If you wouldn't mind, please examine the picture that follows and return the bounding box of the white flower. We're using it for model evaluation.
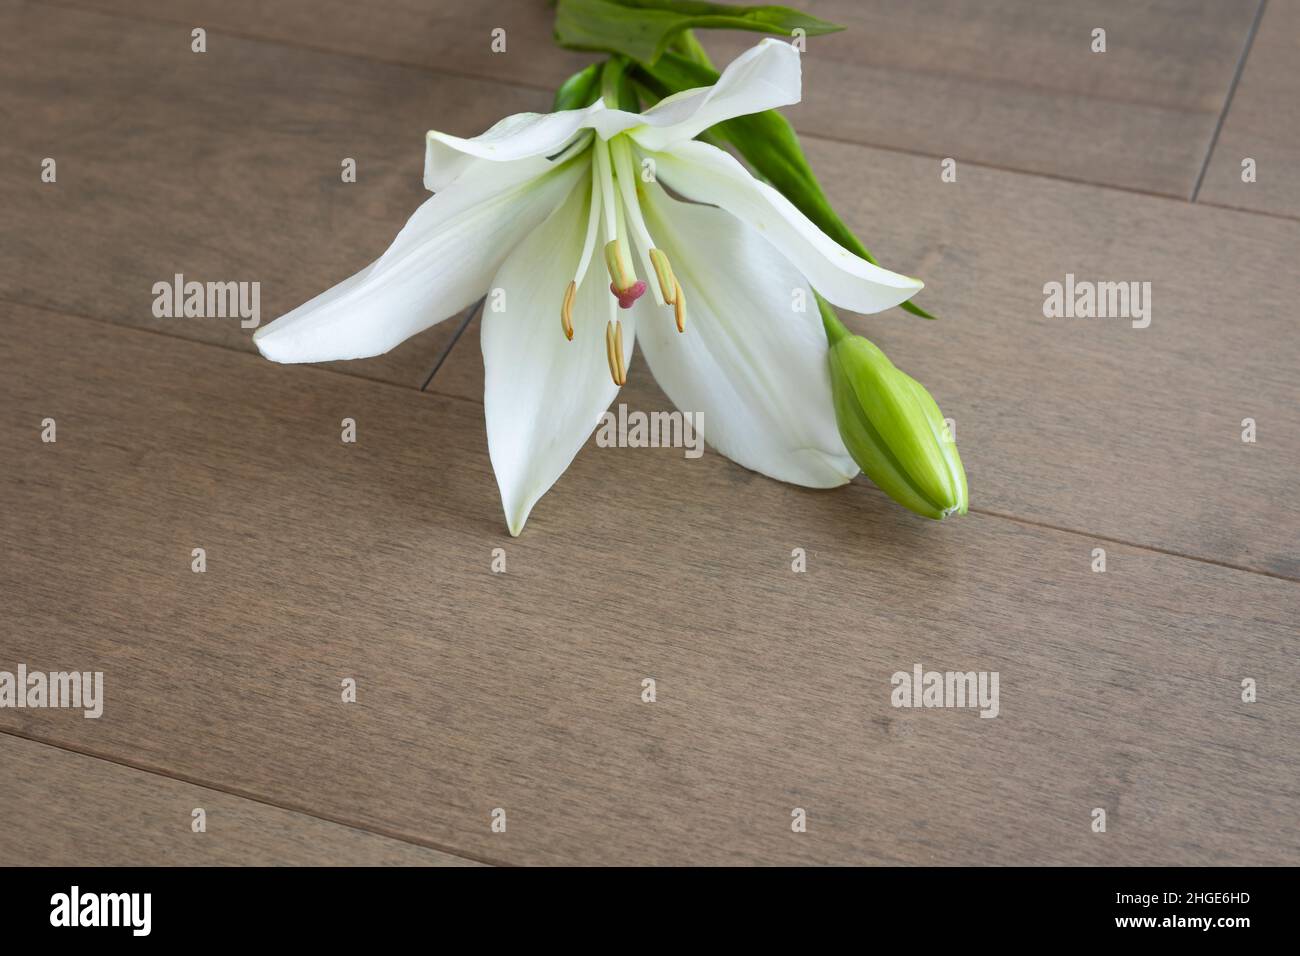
[254,39,922,535]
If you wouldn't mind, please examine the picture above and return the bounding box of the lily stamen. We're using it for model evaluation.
[649,249,677,304]
[605,319,626,385]
[615,320,625,383]
[672,278,686,333]
[560,169,605,342]
[560,280,577,340]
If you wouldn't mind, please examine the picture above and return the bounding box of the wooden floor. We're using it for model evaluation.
[1,0,1296,866]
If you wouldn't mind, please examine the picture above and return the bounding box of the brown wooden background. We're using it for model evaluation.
[1,0,1296,866]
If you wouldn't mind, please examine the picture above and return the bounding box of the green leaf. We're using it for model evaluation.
[899,298,935,321]
[554,0,842,65]
[634,51,935,319]
[551,62,604,111]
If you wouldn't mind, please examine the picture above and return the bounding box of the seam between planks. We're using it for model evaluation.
[27,0,564,93]
[969,508,1300,585]
[791,133,1202,204]
[1193,198,1300,224]
[27,0,1266,208]
[0,728,507,867]
[0,296,482,404]
[9,295,1299,585]
[1190,0,1267,202]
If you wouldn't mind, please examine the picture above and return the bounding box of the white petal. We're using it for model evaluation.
[425,39,800,189]
[650,140,923,314]
[639,183,857,487]
[255,157,587,364]
[630,38,802,152]
[426,105,641,192]
[483,184,635,536]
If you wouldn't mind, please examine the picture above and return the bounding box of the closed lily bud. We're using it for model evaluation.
[824,313,968,520]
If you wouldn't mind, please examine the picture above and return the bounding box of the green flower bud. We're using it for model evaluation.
[823,306,967,520]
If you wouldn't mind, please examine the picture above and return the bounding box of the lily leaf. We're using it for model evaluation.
[551,62,605,110]
[634,51,935,319]
[554,0,842,65]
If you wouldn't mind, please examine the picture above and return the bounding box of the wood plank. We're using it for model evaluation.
[39,0,593,91]
[431,137,1300,578]
[708,0,1259,198]
[1199,0,1300,217]
[0,0,548,387]
[0,733,479,865]
[3,305,1296,865]
[47,0,1260,196]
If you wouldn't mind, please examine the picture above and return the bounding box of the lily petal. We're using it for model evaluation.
[425,39,801,190]
[255,156,587,364]
[425,110,615,192]
[630,38,802,151]
[483,184,635,536]
[639,183,858,488]
[650,140,923,314]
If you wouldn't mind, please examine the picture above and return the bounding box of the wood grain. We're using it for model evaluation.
[43,0,1258,196]
[431,137,1300,578]
[3,305,1296,865]
[39,0,593,90]
[1199,0,1300,217]
[708,0,1259,198]
[0,0,548,387]
[0,733,480,868]
[0,733,479,865]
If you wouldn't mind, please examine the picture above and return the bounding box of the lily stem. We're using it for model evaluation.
[817,291,850,346]
[600,55,639,112]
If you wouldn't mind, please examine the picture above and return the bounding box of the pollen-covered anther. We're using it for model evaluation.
[560,280,576,341]
[648,249,677,304]
[605,320,627,386]
[672,279,686,333]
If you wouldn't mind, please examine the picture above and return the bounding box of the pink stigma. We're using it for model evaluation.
[611,280,647,309]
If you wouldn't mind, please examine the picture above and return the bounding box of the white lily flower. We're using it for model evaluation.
[254,39,923,535]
